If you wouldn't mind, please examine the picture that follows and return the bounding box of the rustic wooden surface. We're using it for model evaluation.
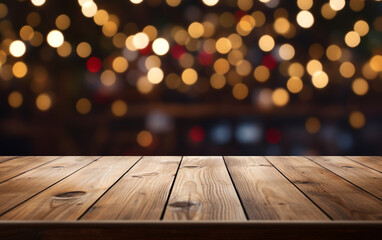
[0,156,381,239]
[0,156,381,221]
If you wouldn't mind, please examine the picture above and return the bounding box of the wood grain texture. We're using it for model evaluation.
[225,156,328,220]
[307,156,382,199]
[267,156,382,220]
[163,156,246,221]
[346,156,382,173]
[1,156,141,220]
[0,156,60,183]
[81,156,181,220]
[0,156,18,163]
[0,156,98,216]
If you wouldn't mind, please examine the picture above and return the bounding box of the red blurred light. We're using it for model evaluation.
[265,128,282,144]
[262,54,277,70]
[198,51,213,66]
[139,42,152,55]
[234,10,247,22]
[171,44,186,59]
[86,57,102,73]
[189,126,205,143]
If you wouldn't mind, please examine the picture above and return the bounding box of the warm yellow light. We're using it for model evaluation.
[210,73,226,89]
[272,88,289,107]
[273,17,290,34]
[306,59,322,76]
[130,0,143,4]
[112,57,128,73]
[279,44,295,60]
[254,65,270,82]
[76,42,92,58]
[296,10,314,28]
[232,83,249,100]
[305,117,321,134]
[214,58,230,74]
[216,37,232,54]
[288,62,305,77]
[352,78,369,96]
[36,93,52,111]
[94,10,109,26]
[76,98,91,114]
[143,25,158,41]
[339,62,355,78]
[137,76,154,94]
[9,40,26,57]
[102,21,118,37]
[370,55,382,72]
[235,60,252,76]
[82,1,98,18]
[181,68,198,85]
[12,61,28,78]
[326,44,342,61]
[55,14,71,30]
[47,30,64,48]
[297,0,313,10]
[321,3,337,19]
[349,111,365,129]
[152,38,169,56]
[20,25,34,41]
[31,0,46,7]
[100,70,116,86]
[287,77,303,93]
[202,0,219,6]
[258,35,275,52]
[329,0,345,11]
[188,22,204,39]
[312,70,329,89]
[166,0,182,7]
[145,55,161,70]
[344,31,361,48]
[147,67,164,84]
[137,130,153,147]
[111,100,128,117]
[133,32,149,50]
[57,41,72,57]
[8,91,23,108]
[354,20,369,36]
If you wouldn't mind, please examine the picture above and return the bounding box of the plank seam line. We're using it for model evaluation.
[222,156,249,220]
[159,156,183,220]
[264,156,333,220]
[0,156,20,164]
[77,156,144,220]
[305,156,382,202]
[344,156,381,174]
[0,156,101,217]
[0,156,63,184]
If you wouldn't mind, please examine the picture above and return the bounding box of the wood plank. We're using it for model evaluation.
[267,156,382,220]
[163,156,246,221]
[0,156,99,216]
[0,156,60,183]
[346,156,382,173]
[307,156,382,200]
[225,156,328,220]
[0,156,18,163]
[81,156,181,220]
[1,156,141,220]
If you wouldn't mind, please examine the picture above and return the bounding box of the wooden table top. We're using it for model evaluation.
[0,156,381,239]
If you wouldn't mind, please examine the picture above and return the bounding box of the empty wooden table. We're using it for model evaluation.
[0,156,381,239]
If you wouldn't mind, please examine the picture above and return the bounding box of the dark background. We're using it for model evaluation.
[0,0,381,155]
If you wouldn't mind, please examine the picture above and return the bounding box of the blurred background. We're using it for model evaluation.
[0,0,381,156]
